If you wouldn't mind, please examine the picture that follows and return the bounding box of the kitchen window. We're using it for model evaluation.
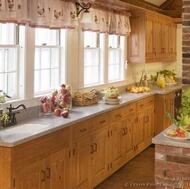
[34,29,66,95]
[82,31,125,88]
[0,23,21,99]
[108,35,125,82]
[83,31,103,86]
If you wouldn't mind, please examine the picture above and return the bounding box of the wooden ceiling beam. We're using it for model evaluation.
[119,0,181,18]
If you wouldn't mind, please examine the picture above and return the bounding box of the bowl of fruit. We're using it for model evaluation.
[103,86,121,104]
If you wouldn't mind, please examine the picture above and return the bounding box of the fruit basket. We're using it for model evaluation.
[73,89,99,106]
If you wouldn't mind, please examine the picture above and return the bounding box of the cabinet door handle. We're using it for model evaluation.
[129,108,133,112]
[80,128,87,132]
[46,167,51,179]
[125,127,128,134]
[93,143,97,152]
[90,145,94,154]
[121,128,125,135]
[41,170,45,182]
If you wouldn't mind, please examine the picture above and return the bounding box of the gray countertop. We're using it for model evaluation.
[152,124,190,149]
[0,83,182,147]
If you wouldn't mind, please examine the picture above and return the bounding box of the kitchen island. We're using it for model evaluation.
[152,126,190,189]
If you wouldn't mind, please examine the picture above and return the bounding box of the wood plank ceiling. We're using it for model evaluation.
[120,0,182,18]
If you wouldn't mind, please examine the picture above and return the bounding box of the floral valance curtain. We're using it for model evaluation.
[0,0,77,29]
[82,7,131,36]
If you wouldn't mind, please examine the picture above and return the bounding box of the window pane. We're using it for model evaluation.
[84,48,100,86]
[108,35,119,48]
[108,48,120,81]
[35,28,57,45]
[0,47,18,98]
[34,28,63,95]
[84,31,98,47]
[0,23,15,45]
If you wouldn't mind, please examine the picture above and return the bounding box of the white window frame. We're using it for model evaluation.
[34,29,66,96]
[79,31,127,90]
[0,23,22,100]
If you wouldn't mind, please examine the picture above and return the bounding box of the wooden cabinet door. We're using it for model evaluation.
[122,116,133,162]
[109,121,123,173]
[146,15,156,62]
[91,128,108,188]
[144,106,154,146]
[72,137,91,189]
[169,23,177,60]
[48,147,71,189]
[13,158,46,189]
[154,18,162,61]
[161,19,170,59]
[133,112,144,155]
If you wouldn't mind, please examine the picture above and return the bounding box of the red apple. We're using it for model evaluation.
[42,102,50,113]
[60,83,66,88]
[59,88,67,95]
[54,108,61,116]
[64,96,71,105]
[40,96,47,103]
[61,110,69,118]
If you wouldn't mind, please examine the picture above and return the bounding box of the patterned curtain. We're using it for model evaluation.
[0,0,131,33]
[81,7,131,36]
[0,0,77,29]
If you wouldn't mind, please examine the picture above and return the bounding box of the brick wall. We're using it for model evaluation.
[183,0,190,89]
[155,145,190,189]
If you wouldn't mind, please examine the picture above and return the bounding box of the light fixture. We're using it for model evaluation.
[75,2,91,17]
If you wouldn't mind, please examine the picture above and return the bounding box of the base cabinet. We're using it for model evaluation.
[0,95,156,189]
[13,147,70,189]
[155,92,174,135]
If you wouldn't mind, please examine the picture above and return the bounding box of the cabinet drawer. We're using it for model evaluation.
[137,96,155,111]
[72,120,92,140]
[91,113,110,131]
[110,108,123,122]
[12,127,70,166]
[122,102,137,116]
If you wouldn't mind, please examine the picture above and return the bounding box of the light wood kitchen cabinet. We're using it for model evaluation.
[134,96,155,155]
[91,128,108,188]
[13,147,70,189]
[155,92,174,135]
[128,10,177,63]
[108,103,136,175]
[169,23,177,60]
[12,127,71,189]
[71,113,109,189]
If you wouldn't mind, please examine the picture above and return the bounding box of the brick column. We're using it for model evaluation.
[183,0,190,89]
[155,145,190,189]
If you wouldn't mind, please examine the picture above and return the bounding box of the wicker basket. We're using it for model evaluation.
[73,89,99,106]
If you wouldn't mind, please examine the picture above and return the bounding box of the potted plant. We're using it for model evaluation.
[0,92,10,128]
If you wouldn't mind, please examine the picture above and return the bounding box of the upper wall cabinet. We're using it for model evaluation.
[128,11,177,63]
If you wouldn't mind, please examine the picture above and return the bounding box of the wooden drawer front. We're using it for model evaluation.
[50,127,70,152]
[110,108,123,122]
[137,96,155,111]
[13,134,53,166]
[13,128,70,167]
[72,120,91,140]
[122,102,137,116]
[146,95,155,107]
[91,113,110,131]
